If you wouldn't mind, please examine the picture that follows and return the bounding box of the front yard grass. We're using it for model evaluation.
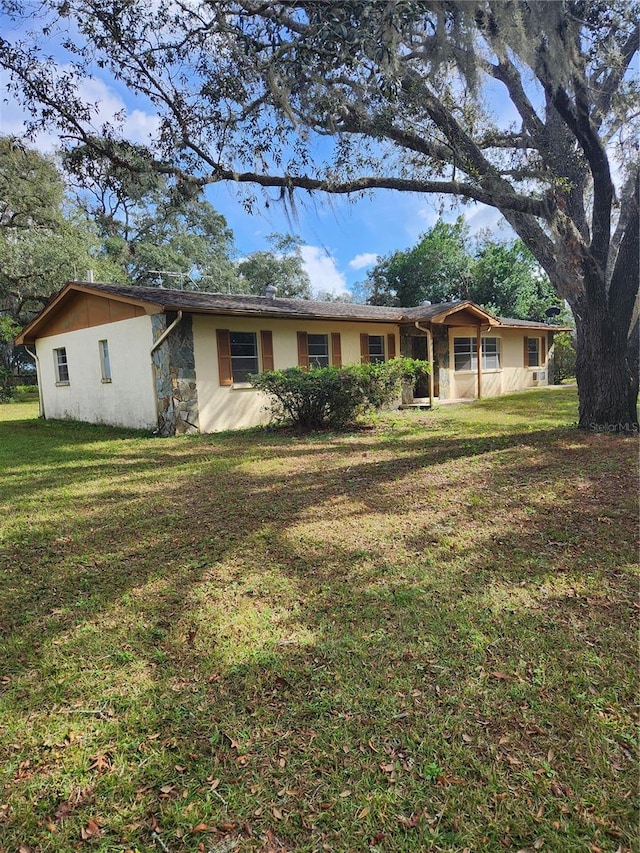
[0,388,637,852]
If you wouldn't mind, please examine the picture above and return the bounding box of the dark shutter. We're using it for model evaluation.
[260,330,274,372]
[331,333,342,367]
[216,329,233,386]
[360,333,370,364]
[387,333,396,360]
[297,331,309,369]
[523,336,529,367]
[541,336,546,365]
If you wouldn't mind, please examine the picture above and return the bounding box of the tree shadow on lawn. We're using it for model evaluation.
[0,420,583,636]
[2,543,637,850]
[1,421,635,668]
[0,421,637,851]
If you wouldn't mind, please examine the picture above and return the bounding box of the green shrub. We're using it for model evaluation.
[553,332,576,383]
[251,358,430,430]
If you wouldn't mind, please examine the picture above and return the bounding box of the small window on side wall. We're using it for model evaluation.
[526,337,540,367]
[54,347,69,383]
[99,340,112,382]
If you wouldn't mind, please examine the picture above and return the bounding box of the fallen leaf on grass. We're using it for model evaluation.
[397,812,421,828]
[356,806,370,820]
[339,790,351,798]
[89,753,111,773]
[80,818,101,840]
[189,822,209,833]
[491,671,511,680]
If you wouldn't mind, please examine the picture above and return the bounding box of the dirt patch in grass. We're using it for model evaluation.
[0,389,637,852]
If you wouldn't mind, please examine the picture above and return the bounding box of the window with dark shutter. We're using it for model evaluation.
[331,333,342,367]
[360,333,370,364]
[216,329,233,386]
[527,336,540,367]
[387,333,396,359]
[260,330,274,371]
[297,332,309,369]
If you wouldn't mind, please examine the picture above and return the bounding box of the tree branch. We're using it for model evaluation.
[592,27,640,128]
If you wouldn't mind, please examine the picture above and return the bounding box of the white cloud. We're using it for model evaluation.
[348,252,378,270]
[75,76,160,143]
[300,245,349,296]
[0,69,160,153]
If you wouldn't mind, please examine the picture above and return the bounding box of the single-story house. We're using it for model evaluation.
[15,281,568,434]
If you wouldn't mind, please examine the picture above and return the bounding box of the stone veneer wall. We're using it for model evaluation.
[151,313,200,435]
[432,326,450,400]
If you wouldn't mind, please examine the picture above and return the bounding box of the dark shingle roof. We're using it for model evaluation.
[83,282,406,322]
[17,282,570,345]
[496,315,569,329]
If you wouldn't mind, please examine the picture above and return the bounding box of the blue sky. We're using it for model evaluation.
[0,12,513,298]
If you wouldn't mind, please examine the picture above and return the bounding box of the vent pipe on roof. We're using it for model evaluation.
[264,284,278,300]
[421,300,431,306]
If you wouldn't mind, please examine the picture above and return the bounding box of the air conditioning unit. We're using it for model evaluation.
[532,370,546,384]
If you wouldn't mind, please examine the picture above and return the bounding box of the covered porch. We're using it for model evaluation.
[401,301,500,406]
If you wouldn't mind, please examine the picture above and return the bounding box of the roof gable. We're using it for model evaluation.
[16,282,160,345]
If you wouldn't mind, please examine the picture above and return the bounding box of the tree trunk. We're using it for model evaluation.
[574,296,639,434]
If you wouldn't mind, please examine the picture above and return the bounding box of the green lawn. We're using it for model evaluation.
[0,389,637,853]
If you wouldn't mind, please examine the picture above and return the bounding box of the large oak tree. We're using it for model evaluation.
[2,1,638,429]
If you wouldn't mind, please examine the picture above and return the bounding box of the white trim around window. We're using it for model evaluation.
[99,339,112,382]
[453,336,501,371]
[54,347,70,384]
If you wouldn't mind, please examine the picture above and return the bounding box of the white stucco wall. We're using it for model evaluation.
[193,315,400,432]
[36,314,158,429]
[445,326,549,400]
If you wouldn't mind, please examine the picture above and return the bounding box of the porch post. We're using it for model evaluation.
[426,328,434,408]
[476,324,482,399]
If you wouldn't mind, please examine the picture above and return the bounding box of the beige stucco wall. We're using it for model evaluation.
[36,314,158,429]
[193,315,400,432]
[444,326,549,400]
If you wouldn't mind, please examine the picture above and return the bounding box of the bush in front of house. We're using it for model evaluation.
[251,358,430,430]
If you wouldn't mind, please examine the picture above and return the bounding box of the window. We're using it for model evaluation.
[368,335,385,363]
[54,347,69,383]
[216,329,273,386]
[297,332,342,368]
[230,331,258,383]
[482,337,500,370]
[360,333,396,364]
[454,337,500,371]
[99,340,111,382]
[454,337,476,371]
[308,334,329,368]
[526,336,541,367]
